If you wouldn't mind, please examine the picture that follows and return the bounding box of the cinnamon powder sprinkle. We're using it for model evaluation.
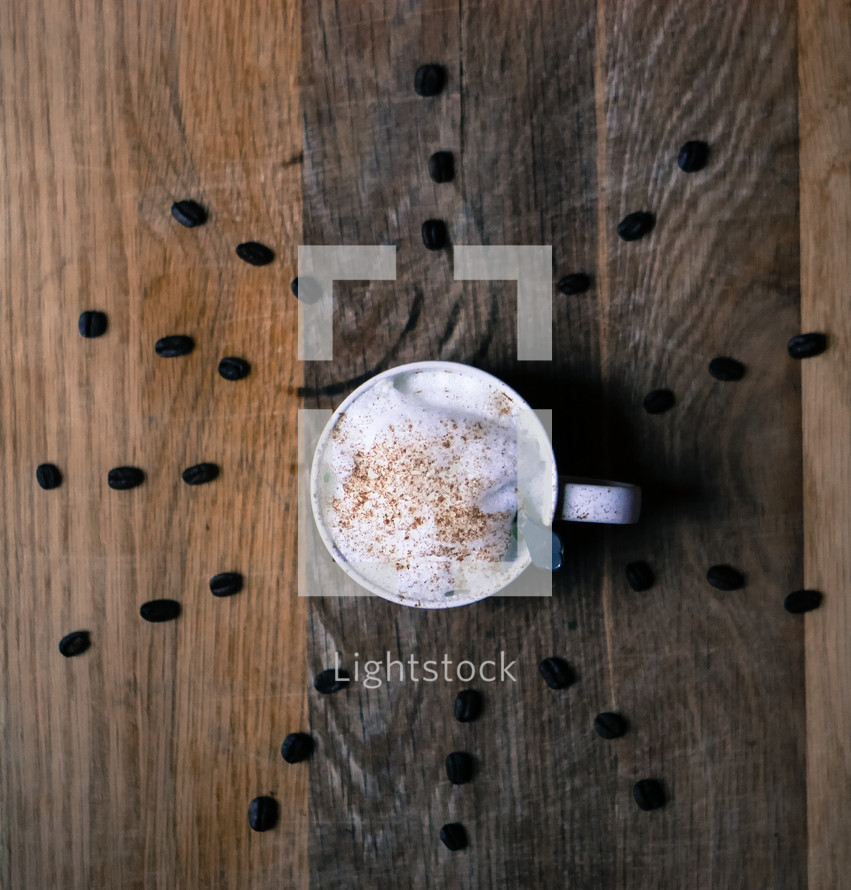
[330,417,515,592]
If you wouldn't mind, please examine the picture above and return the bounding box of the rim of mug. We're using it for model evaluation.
[309,361,559,608]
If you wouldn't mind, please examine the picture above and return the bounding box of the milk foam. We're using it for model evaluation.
[315,368,540,603]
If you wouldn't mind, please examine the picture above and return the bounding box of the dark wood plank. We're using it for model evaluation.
[0,1,306,887]
[594,1,805,887]
[300,1,612,887]
[799,1,851,886]
[302,1,806,890]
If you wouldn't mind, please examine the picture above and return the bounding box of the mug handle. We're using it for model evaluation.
[556,477,641,524]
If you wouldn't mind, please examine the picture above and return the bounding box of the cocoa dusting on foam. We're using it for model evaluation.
[323,371,522,600]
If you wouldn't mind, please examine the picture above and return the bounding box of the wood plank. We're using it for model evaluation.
[302,0,806,888]
[596,1,805,887]
[798,1,851,887]
[0,1,306,887]
[301,1,606,886]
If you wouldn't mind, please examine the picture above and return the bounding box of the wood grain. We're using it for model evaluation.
[799,2,851,888]
[595,1,805,886]
[0,1,306,888]
[3,0,844,886]
[302,1,805,889]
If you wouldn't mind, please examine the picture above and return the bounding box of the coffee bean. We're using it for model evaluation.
[625,561,654,591]
[439,823,468,851]
[556,273,591,296]
[78,310,107,338]
[677,140,710,173]
[706,564,745,591]
[139,599,181,622]
[290,276,322,304]
[107,466,145,490]
[171,200,207,228]
[236,242,274,266]
[414,64,446,97]
[539,656,573,690]
[248,796,278,832]
[281,732,314,763]
[643,389,675,414]
[182,463,219,485]
[617,211,655,241]
[422,219,447,251]
[633,778,666,811]
[445,751,474,785]
[708,357,746,381]
[36,463,62,490]
[787,332,827,359]
[428,151,454,183]
[784,589,823,614]
[58,630,90,658]
[313,668,349,694]
[594,712,628,740]
[155,335,194,357]
[209,572,243,597]
[454,689,483,722]
[217,356,250,381]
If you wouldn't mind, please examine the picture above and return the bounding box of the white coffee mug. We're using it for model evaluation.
[310,361,640,608]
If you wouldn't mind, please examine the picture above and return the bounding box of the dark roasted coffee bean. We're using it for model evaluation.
[209,572,243,597]
[706,564,745,591]
[428,151,454,183]
[677,140,710,173]
[594,712,628,740]
[314,667,349,694]
[556,273,591,296]
[539,656,573,690]
[78,310,107,338]
[171,200,207,228]
[281,733,314,763]
[58,630,91,658]
[414,64,445,97]
[787,332,827,359]
[182,463,219,485]
[217,356,250,381]
[439,823,468,851]
[617,211,655,242]
[643,389,675,414]
[107,466,145,490]
[290,275,322,304]
[454,689,482,723]
[36,463,62,490]
[625,561,654,591]
[139,599,181,622]
[633,778,666,811]
[445,751,474,785]
[236,241,274,266]
[708,356,745,381]
[248,796,278,832]
[155,335,194,357]
[422,219,447,251]
[784,589,823,614]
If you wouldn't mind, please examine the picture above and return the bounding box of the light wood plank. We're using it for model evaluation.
[799,1,851,887]
[0,1,306,887]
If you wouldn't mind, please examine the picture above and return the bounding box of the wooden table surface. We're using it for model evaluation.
[1,1,847,888]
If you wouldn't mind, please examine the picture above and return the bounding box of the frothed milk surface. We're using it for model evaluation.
[313,368,544,604]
